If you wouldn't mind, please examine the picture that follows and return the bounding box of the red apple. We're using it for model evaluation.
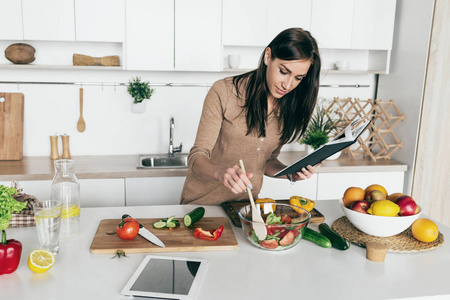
[396,195,419,216]
[365,190,386,203]
[350,200,370,214]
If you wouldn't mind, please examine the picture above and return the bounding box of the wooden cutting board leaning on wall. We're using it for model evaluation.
[0,93,24,160]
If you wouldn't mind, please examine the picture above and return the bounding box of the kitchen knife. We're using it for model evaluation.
[122,214,166,248]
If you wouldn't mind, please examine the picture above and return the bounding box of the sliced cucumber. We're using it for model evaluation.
[183,207,205,227]
[302,227,332,248]
[153,221,167,229]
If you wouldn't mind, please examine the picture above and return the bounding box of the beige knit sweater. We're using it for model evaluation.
[180,77,283,205]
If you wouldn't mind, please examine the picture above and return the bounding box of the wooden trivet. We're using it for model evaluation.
[331,216,444,253]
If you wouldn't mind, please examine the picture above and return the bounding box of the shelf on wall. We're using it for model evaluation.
[0,63,123,70]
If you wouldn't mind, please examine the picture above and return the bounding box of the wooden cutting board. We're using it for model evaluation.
[0,93,24,160]
[90,217,238,254]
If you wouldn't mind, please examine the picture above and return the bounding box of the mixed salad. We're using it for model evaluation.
[248,212,307,250]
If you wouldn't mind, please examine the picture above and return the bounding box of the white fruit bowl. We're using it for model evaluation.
[339,199,422,237]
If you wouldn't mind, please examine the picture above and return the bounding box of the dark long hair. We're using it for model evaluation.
[233,28,321,144]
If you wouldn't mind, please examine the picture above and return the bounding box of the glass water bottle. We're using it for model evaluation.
[51,159,81,239]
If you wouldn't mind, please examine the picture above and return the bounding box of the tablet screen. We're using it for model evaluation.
[121,255,208,299]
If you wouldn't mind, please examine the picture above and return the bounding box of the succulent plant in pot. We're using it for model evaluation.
[299,100,340,152]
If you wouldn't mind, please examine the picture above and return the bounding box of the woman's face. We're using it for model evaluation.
[264,48,312,101]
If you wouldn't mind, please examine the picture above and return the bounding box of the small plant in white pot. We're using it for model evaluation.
[127,77,154,113]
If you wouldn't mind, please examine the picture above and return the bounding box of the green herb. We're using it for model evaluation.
[111,250,129,259]
[265,212,281,225]
[0,185,26,231]
[127,77,154,104]
[0,185,26,244]
[266,234,280,241]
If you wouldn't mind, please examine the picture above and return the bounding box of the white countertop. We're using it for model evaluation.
[2,200,448,300]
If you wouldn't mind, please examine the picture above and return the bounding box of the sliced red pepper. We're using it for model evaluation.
[193,225,224,241]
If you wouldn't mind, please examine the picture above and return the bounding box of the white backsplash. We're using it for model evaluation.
[0,68,375,157]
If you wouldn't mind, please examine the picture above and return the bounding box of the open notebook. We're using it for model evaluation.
[274,118,371,177]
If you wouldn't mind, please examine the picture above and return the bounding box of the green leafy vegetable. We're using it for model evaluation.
[0,185,27,231]
[265,212,281,225]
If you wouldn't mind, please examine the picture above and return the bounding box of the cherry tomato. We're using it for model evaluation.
[116,217,139,240]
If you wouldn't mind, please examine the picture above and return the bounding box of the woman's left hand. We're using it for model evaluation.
[289,162,323,182]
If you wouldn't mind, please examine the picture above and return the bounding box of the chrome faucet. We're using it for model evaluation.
[168,117,182,156]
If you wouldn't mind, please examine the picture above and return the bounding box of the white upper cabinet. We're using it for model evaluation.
[125,0,174,71]
[0,0,23,40]
[266,0,312,43]
[22,0,75,41]
[311,0,396,50]
[175,0,222,71]
[351,0,397,50]
[223,0,312,47]
[75,0,125,42]
[222,0,268,46]
[311,0,354,49]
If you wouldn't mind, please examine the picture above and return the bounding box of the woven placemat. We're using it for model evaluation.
[331,216,444,253]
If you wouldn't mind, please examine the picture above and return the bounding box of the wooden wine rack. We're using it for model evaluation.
[325,97,405,161]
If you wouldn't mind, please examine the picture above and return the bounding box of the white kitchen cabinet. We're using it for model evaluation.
[78,179,125,207]
[351,0,397,50]
[310,0,354,49]
[75,0,125,42]
[259,175,317,200]
[0,0,23,40]
[1,179,125,208]
[266,0,312,43]
[316,172,405,200]
[22,0,75,41]
[174,0,222,71]
[125,177,186,206]
[125,0,174,70]
[222,0,268,46]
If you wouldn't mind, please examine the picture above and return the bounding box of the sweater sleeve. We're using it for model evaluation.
[188,80,228,171]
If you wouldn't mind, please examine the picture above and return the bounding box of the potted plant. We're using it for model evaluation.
[299,101,341,158]
[127,77,154,113]
[0,185,26,275]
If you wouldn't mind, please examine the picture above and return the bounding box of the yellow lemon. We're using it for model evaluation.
[28,249,55,273]
[62,204,80,219]
[367,200,400,217]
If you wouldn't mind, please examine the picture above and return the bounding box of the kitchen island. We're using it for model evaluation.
[2,200,449,300]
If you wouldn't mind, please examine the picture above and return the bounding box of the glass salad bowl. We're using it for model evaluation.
[238,202,311,251]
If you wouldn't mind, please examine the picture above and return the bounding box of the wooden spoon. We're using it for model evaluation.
[77,87,86,132]
[239,159,267,240]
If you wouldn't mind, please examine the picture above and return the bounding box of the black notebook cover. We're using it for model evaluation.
[274,120,370,177]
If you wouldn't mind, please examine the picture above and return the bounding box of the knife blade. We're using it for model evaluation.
[122,214,166,248]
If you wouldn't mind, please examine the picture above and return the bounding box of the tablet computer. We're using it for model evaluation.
[121,255,208,299]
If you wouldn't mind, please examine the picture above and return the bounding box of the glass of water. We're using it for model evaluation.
[33,200,63,254]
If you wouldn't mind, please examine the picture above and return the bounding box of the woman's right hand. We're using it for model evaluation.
[217,165,253,194]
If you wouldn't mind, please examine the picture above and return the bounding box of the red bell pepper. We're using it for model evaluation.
[0,230,22,275]
[193,225,224,241]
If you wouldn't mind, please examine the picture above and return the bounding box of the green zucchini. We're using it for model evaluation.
[302,227,332,248]
[318,223,350,250]
[183,207,205,227]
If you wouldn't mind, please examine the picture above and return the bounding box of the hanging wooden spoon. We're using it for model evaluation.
[77,87,86,132]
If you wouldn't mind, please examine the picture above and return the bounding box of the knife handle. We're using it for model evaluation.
[122,214,143,228]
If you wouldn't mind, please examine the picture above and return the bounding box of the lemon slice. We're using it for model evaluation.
[28,249,56,273]
[62,204,80,219]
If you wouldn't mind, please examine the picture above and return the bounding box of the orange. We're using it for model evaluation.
[387,193,405,202]
[343,187,365,207]
[411,218,439,243]
[365,184,388,197]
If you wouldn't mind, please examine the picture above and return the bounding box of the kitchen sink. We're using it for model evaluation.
[137,154,189,169]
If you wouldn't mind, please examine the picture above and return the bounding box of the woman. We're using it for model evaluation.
[181,28,321,205]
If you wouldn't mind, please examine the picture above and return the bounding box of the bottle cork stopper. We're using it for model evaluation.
[366,241,387,262]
